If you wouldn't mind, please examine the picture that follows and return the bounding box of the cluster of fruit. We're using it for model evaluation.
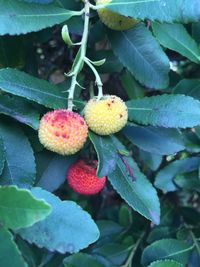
[38,0,136,196]
[38,95,128,195]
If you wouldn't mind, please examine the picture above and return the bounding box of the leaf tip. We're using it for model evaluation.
[149,210,160,225]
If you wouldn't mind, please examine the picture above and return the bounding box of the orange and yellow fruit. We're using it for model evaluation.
[38,109,88,155]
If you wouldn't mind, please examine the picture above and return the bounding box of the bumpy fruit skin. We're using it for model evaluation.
[96,0,138,31]
[67,160,106,195]
[38,109,88,155]
[84,95,128,135]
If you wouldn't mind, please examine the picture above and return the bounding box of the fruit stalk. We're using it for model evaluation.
[84,57,103,100]
[68,0,90,110]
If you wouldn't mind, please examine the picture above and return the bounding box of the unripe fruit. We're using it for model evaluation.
[84,95,128,135]
[96,0,138,31]
[38,109,88,155]
[67,160,106,195]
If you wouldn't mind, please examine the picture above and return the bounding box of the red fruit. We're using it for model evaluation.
[67,160,106,195]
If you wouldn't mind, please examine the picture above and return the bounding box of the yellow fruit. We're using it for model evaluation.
[84,95,128,135]
[38,109,88,155]
[96,0,138,31]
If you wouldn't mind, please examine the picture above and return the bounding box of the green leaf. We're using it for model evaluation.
[62,24,74,46]
[123,125,185,155]
[63,253,104,267]
[152,23,200,64]
[174,172,200,193]
[0,95,39,129]
[192,22,200,43]
[183,130,200,153]
[154,157,200,193]
[0,121,36,188]
[23,0,54,3]
[139,150,162,171]
[57,0,80,10]
[17,188,100,253]
[0,68,67,109]
[118,204,132,227]
[89,131,118,177]
[16,238,40,267]
[141,238,193,266]
[108,24,169,89]
[0,226,28,267]
[127,94,200,128]
[121,70,145,99]
[93,243,132,266]
[147,259,184,267]
[0,186,51,230]
[0,137,5,176]
[173,79,200,100]
[108,136,160,224]
[37,155,76,192]
[89,50,123,73]
[67,48,83,76]
[89,58,106,67]
[104,0,200,23]
[97,220,124,239]
[0,0,75,35]
[147,226,177,243]
[159,202,175,226]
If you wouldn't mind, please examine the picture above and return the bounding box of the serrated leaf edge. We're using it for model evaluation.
[148,259,184,267]
[127,94,200,129]
[0,137,5,175]
[88,132,117,177]
[2,227,28,267]
[108,157,160,225]
[0,68,67,109]
[0,185,52,230]
[18,188,100,253]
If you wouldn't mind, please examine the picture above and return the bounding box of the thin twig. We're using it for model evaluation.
[121,231,145,267]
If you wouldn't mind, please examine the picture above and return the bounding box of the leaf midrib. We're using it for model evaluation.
[122,31,161,79]
[0,102,38,128]
[0,137,15,185]
[0,138,5,175]
[116,160,153,219]
[127,126,184,148]
[158,244,194,259]
[127,107,200,115]
[0,80,66,101]
[105,0,160,7]
[0,11,73,19]
[157,25,200,61]
[0,205,49,212]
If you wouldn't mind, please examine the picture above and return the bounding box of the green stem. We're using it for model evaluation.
[84,57,103,100]
[190,230,200,257]
[72,9,85,16]
[121,231,145,267]
[67,0,90,110]
[89,81,94,98]
[89,3,106,10]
